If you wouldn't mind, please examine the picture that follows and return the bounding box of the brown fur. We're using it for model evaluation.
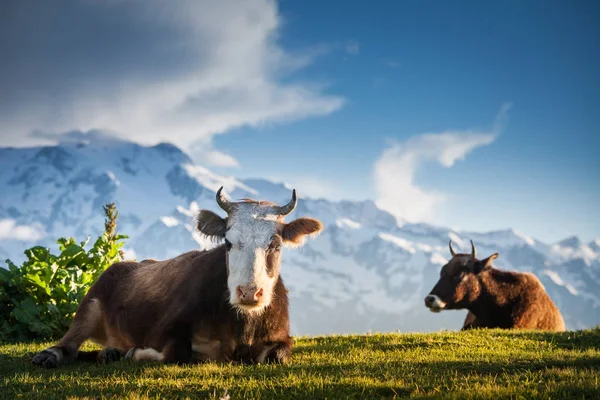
[239,198,278,206]
[461,311,480,330]
[139,258,159,265]
[196,210,228,238]
[427,251,566,331]
[32,246,292,367]
[282,218,323,245]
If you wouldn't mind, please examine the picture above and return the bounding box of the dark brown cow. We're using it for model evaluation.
[32,188,323,368]
[424,240,566,331]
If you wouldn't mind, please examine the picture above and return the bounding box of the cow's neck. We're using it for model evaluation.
[469,269,524,325]
[234,310,258,345]
[231,276,285,345]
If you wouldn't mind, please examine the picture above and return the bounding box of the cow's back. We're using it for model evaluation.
[89,250,206,307]
[88,249,220,347]
[473,270,566,331]
[513,273,566,331]
[530,274,566,331]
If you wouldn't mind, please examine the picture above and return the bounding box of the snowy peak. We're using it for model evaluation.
[461,228,538,250]
[240,178,294,203]
[550,235,598,265]
[183,164,255,197]
[589,239,600,252]
[557,236,582,248]
[151,142,192,165]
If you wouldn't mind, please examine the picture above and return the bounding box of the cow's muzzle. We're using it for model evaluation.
[424,294,446,312]
[236,285,264,306]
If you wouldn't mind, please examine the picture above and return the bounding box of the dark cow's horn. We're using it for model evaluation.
[216,186,233,213]
[275,189,297,216]
[470,240,477,259]
[449,240,457,257]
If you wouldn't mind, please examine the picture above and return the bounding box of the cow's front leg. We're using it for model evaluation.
[125,347,164,362]
[126,328,192,364]
[124,342,192,364]
[74,347,125,364]
[163,334,193,364]
[234,344,254,364]
[461,311,485,330]
[256,339,292,364]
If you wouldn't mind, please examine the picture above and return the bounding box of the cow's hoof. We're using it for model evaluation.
[264,345,291,364]
[234,344,254,364]
[124,347,143,360]
[32,348,61,368]
[99,347,124,364]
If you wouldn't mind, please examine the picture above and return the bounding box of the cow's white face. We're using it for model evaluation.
[225,204,283,313]
[196,188,323,314]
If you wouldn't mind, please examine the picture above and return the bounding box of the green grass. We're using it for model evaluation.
[2,328,600,399]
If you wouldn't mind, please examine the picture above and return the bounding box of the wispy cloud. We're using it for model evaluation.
[382,59,401,68]
[0,0,344,167]
[193,147,241,168]
[345,41,360,56]
[0,220,45,241]
[374,103,512,223]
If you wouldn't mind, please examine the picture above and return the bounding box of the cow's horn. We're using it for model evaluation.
[470,240,477,259]
[449,240,457,257]
[216,187,233,213]
[276,189,297,216]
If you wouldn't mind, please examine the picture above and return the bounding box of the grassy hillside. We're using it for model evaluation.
[1,328,599,399]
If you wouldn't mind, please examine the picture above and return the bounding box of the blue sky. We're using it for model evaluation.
[215,0,600,242]
[0,0,598,242]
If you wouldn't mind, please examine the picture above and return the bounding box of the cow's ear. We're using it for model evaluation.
[196,210,227,239]
[282,218,323,247]
[472,253,498,274]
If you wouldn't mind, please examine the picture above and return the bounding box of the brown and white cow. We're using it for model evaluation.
[32,188,323,368]
[424,240,566,331]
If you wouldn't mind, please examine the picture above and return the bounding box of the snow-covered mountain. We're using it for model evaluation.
[1,131,598,334]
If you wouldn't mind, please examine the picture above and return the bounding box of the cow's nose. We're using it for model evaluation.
[236,285,264,305]
[424,295,436,307]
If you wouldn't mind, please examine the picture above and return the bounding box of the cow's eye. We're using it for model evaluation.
[225,239,232,251]
[269,242,282,252]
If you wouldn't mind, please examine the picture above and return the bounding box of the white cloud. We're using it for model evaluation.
[345,41,360,56]
[0,220,46,241]
[382,59,401,68]
[0,0,344,167]
[374,103,511,223]
[188,139,241,168]
[201,150,241,168]
[121,248,137,262]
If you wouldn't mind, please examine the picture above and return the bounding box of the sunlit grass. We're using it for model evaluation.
[2,328,599,399]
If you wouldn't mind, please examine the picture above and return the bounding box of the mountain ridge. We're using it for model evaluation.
[1,131,598,334]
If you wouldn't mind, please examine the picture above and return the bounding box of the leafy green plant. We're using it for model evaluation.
[0,203,128,342]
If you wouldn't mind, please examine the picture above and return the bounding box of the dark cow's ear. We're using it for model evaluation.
[282,218,323,247]
[196,210,227,239]
[472,253,499,274]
